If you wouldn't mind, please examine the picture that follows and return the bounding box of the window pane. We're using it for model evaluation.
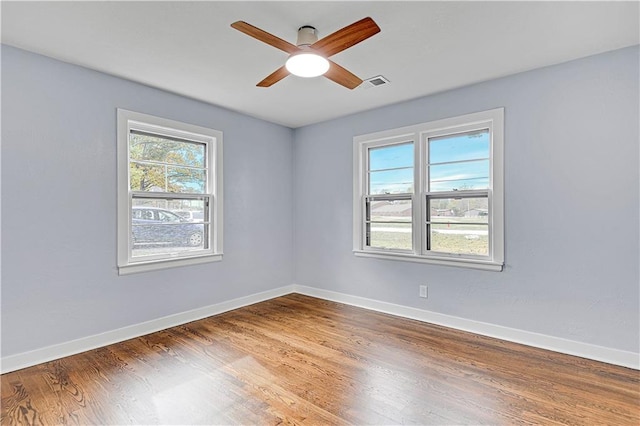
[130,163,206,193]
[131,197,208,258]
[429,197,488,222]
[428,197,488,255]
[130,163,166,191]
[369,142,413,171]
[167,166,206,194]
[429,130,489,164]
[130,132,205,167]
[367,223,412,250]
[369,168,413,194]
[367,199,412,223]
[429,159,489,192]
[429,224,488,256]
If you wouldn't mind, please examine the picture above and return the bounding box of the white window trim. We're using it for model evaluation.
[117,109,223,275]
[353,108,504,271]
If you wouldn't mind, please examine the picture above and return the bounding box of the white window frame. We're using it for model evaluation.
[353,108,504,271]
[117,109,223,275]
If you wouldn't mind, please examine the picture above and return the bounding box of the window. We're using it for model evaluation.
[353,108,504,271]
[117,109,223,274]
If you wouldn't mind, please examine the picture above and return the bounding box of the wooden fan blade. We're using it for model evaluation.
[324,60,362,89]
[231,21,299,54]
[257,66,290,87]
[311,17,380,58]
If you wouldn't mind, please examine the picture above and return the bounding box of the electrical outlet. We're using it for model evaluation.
[419,285,428,298]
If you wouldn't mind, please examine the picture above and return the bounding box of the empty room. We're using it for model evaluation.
[1,1,639,424]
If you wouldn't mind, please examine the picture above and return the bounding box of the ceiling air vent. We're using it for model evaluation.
[360,75,390,89]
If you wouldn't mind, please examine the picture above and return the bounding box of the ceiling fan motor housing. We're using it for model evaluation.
[296,25,319,46]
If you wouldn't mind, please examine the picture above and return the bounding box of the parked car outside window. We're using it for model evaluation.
[173,210,204,222]
[132,207,203,247]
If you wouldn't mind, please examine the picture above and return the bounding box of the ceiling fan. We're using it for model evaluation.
[230,17,381,89]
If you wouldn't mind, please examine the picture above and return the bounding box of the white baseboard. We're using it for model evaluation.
[3,283,637,373]
[293,284,640,370]
[1,285,295,374]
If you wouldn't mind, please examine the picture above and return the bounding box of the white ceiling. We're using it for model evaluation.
[2,1,638,128]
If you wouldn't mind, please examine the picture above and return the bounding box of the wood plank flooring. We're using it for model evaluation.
[1,293,638,425]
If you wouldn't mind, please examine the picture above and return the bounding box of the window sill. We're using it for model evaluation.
[353,250,503,272]
[118,253,222,275]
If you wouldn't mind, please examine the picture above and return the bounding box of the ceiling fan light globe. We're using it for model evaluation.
[285,52,330,78]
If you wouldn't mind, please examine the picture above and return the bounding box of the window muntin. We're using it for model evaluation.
[117,109,223,274]
[353,109,504,271]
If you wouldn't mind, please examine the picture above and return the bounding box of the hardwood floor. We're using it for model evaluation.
[1,294,638,425]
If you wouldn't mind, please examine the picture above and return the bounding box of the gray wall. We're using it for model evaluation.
[1,46,294,357]
[293,46,639,353]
